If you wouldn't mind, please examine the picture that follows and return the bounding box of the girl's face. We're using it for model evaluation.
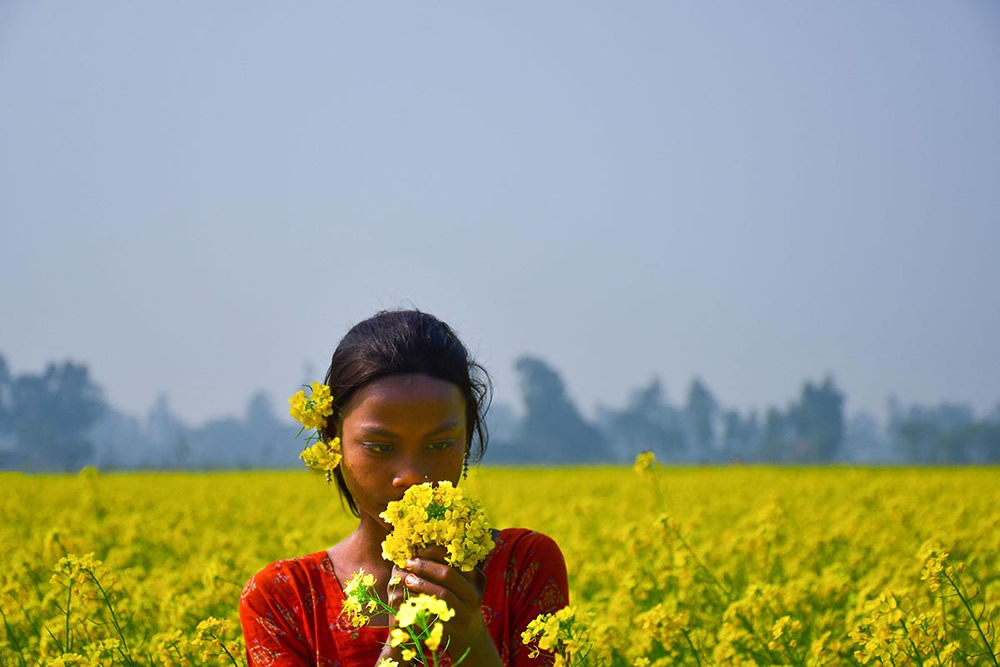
[338,373,468,530]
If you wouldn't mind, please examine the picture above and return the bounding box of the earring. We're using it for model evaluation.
[462,448,470,480]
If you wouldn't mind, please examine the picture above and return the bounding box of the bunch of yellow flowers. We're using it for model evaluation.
[380,481,495,572]
[522,606,593,667]
[342,569,463,667]
[389,594,457,661]
[288,382,342,480]
[342,569,381,628]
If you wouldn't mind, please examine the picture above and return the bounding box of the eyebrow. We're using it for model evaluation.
[355,421,463,439]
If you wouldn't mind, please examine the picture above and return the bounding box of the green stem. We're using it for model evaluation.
[736,611,781,664]
[64,579,73,653]
[87,570,135,665]
[680,627,703,667]
[0,604,29,667]
[943,570,999,666]
[669,524,731,602]
[898,616,925,666]
[211,630,240,666]
[929,638,944,666]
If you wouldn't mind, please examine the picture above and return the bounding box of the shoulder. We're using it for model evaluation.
[484,528,565,571]
[495,528,563,555]
[240,551,333,610]
[483,528,569,620]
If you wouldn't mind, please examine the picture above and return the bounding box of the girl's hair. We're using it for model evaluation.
[321,309,491,516]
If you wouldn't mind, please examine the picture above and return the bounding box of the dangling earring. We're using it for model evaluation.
[462,447,470,481]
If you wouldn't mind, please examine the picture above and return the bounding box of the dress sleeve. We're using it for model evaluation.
[239,567,314,666]
[507,532,570,667]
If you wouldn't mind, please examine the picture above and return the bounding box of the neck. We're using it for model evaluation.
[340,514,393,574]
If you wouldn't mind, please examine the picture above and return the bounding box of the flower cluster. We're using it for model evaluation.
[288,382,334,430]
[341,569,462,667]
[342,568,381,628]
[389,594,457,660]
[380,481,495,572]
[634,450,658,475]
[288,382,341,480]
[522,606,592,667]
[6,465,1000,665]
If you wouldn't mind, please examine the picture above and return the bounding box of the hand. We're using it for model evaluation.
[401,545,495,661]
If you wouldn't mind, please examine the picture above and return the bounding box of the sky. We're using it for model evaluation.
[2,2,999,427]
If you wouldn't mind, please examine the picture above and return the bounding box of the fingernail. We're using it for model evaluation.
[406,559,417,568]
[406,574,418,586]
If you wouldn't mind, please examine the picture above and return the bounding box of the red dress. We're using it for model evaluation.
[240,528,569,666]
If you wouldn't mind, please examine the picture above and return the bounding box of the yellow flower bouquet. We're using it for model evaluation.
[380,482,495,573]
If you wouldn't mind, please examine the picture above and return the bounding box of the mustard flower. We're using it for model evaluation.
[396,594,456,628]
[342,568,378,627]
[380,481,495,572]
[426,622,444,651]
[298,438,343,476]
[288,382,334,430]
[523,606,592,665]
[634,450,657,474]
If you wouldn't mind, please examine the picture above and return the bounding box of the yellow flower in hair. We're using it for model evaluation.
[288,382,334,430]
[299,438,343,475]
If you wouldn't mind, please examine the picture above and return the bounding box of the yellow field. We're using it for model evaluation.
[2,466,998,665]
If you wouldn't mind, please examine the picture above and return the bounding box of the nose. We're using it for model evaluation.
[392,459,432,489]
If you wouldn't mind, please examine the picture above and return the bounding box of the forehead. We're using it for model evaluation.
[341,374,466,430]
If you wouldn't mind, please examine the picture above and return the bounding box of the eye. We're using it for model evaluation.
[428,440,455,451]
[362,443,393,454]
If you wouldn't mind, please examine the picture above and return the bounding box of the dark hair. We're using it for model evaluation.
[321,309,491,516]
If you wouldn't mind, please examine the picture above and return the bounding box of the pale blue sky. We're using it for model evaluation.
[2,2,999,425]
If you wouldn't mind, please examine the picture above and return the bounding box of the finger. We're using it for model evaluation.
[401,570,460,610]
[414,544,449,563]
[404,558,479,606]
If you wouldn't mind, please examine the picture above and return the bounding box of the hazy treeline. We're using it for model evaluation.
[1,353,999,472]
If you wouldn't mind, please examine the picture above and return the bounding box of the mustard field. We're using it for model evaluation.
[2,466,998,665]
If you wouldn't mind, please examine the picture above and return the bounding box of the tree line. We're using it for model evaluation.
[1,353,998,471]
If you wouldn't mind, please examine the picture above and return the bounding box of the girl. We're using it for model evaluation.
[240,310,569,666]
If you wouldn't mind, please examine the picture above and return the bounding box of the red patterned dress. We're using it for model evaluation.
[240,528,569,666]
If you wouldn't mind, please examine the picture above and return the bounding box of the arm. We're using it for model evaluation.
[239,572,314,667]
[507,532,570,667]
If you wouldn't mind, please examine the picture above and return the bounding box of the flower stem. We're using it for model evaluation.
[943,570,999,666]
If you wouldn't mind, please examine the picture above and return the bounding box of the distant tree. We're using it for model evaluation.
[760,406,793,462]
[892,403,976,463]
[788,377,845,462]
[485,402,519,443]
[968,420,1000,463]
[146,394,187,458]
[242,391,297,468]
[0,356,13,470]
[602,378,686,461]
[12,361,105,471]
[685,378,719,460]
[511,356,609,463]
[721,409,762,462]
[0,355,11,435]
